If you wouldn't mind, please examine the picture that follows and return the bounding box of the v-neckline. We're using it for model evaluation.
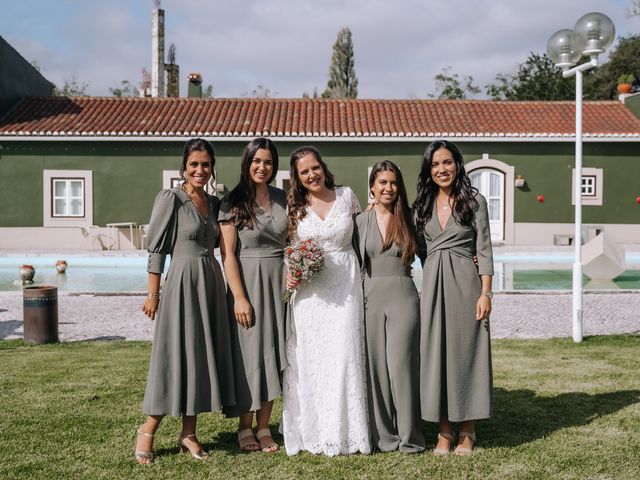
[255,187,272,217]
[308,189,338,222]
[186,192,209,223]
[373,210,388,244]
[434,203,452,232]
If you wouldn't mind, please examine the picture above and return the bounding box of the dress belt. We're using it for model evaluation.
[238,247,284,258]
[368,257,410,277]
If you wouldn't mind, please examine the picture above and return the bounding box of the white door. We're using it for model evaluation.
[470,169,504,241]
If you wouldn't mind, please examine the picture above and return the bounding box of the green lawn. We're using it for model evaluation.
[1,336,639,479]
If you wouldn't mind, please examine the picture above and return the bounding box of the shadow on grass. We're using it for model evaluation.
[153,430,286,458]
[483,387,640,448]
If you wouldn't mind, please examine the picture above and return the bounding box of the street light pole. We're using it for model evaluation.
[547,12,615,343]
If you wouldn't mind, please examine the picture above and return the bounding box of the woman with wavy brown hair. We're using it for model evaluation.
[354,160,425,453]
[413,140,494,456]
[281,146,370,456]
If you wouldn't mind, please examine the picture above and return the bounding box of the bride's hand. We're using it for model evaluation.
[234,297,253,329]
[286,273,300,290]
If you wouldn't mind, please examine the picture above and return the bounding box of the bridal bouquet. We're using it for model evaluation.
[283,238,325,302]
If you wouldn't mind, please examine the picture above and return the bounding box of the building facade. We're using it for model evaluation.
[1,97,639,249]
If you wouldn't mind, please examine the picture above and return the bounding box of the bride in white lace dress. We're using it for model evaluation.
[282,146,371,456]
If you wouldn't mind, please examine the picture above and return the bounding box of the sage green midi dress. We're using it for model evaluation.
[355,210,425,453]
[218,186,288,417]
[418,193,494,423]
[142,188,235,416]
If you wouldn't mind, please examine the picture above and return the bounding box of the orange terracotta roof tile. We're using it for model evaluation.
[1,97,640,139]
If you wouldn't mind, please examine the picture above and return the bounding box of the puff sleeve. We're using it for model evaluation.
[473,194,495,276]
[217,195,236,225]
[146,189,178,274]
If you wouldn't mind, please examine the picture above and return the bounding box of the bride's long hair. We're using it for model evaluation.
[287,146,336,237]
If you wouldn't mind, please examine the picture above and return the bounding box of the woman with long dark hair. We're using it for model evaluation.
[282,146,370,456]
[355,160,425,453]
[413,140,494,456]
[218,137,288,453]
[135,138,235,464]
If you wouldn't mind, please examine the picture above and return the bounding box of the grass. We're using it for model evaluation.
[0,336,639,479]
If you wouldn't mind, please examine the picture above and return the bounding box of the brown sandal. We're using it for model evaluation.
[238,429,260,452]
[256,428,279,453]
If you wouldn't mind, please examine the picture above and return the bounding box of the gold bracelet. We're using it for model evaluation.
[147,292,160,300]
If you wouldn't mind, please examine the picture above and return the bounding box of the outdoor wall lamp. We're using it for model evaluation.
[515,175,526,188]
[546,12,614,344]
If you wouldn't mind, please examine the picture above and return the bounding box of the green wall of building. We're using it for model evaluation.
[0,139,638,228]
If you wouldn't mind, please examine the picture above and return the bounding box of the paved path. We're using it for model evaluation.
[1,291,639,342]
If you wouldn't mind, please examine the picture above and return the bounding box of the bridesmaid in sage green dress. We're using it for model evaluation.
[135,138,235,465]
[413,140,494,456]
[219,138,288,453]
[355,160,425,454]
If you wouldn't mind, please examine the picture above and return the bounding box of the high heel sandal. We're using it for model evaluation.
[179,434,210,460]
[134,428,155,465]
[453,431,476,456]
[256,428,279,453]
[432,432,454,456]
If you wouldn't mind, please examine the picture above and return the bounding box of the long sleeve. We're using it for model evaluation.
[146,189,178,274]
[473,194,494,276]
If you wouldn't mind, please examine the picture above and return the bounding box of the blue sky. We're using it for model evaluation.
[2,0,637,98]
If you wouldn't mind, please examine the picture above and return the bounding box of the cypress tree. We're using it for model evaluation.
[322,27,358,99]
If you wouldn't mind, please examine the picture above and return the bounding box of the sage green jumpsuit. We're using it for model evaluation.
[355,209,425,453]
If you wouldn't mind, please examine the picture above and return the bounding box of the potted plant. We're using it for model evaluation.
[617,74,635,94]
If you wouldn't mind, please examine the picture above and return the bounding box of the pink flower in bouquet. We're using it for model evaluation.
[283,238,325,302]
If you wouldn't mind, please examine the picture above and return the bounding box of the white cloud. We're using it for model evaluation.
[4,0,636,98]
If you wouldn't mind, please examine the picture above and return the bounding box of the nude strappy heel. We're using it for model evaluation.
[179,434,210,460]
[134,428,155,465]
[453,431,476,456]
[433,431,454,456]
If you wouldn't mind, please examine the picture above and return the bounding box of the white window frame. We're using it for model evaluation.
[571,167,603,206]
[43,170,93,227]
[52,178,85,217]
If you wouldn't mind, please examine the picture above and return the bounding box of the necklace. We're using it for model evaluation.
[438,196,453,210]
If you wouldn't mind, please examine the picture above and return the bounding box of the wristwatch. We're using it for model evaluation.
[481,291,493,299]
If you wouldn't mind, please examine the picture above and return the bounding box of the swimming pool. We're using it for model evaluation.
[1,253,639,292]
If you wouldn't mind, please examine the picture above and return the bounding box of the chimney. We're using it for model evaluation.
[151,2,165,97]
[188,73,203,98]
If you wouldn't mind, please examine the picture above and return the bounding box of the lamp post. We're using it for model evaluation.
[547,12,615,343]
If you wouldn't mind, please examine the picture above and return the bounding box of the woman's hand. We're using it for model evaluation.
[142,298,159,320]
[286,273,300,291]
[476,295,491,321]
[234,297,253,329]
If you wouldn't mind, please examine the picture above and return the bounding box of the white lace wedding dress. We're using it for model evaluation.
[282,186,371,456]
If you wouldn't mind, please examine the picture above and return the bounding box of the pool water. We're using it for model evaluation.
[1,254,639,292]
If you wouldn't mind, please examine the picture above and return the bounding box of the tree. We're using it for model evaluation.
[322,27,358,99]
[302,87,320,99]
[54,74,89,96]
[202,84,214,98]
[242,85,276,98]
[428,66,480,99]
[109,80,137,97]
[628,0,640,17]
[485,52,579,100]
[109,68,151,97]
[583,35,640,99]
